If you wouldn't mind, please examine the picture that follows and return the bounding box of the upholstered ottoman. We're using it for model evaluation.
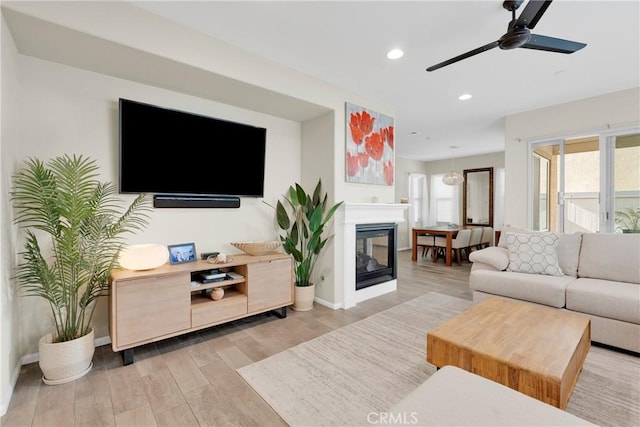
[389,366,594,426]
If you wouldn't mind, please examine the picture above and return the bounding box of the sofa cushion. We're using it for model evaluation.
[566,278,640,324]
[469,246,509,270]
[557,232,583,277]
[469,270,575,308]
[578,233,640,284]
[506,232,564,276]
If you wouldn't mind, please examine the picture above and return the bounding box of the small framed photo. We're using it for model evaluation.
[168,242,197,264]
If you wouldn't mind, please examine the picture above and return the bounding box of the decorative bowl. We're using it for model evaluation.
[231,241,282,256]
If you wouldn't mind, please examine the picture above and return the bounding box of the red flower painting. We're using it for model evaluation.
[346,152,359,177]
[383,160,394,186]
[365,132,384,161]
[345,103,394,185]
[358,152,370,168]
[349,111,375,144]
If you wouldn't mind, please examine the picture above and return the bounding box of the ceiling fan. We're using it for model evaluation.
[426,0,586,72]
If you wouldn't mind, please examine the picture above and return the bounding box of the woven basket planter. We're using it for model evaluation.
[39,328,94,385]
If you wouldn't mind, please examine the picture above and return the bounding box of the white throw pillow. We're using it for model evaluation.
[498,225,533,248]
[506,232,564,276]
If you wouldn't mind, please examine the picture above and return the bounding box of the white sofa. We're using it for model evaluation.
[390,365,594,426]
[469,229,640,353]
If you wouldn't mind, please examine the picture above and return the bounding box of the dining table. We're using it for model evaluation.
[411,226,461,267]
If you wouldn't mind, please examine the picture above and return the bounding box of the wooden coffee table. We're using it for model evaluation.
[426,296,591,409]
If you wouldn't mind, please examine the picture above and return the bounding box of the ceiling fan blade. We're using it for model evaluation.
[521,34,586,53]
[515,0,553,29]
[426,41,499,72]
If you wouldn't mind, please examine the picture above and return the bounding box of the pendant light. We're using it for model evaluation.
[442,146,464,186]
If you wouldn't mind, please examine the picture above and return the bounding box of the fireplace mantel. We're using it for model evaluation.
[344,203,409,224]
[340,203,408,308]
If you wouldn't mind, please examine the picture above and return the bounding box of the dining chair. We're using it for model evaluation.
[433,229,472,265]
[468,227,484,252]
[480,226,493,248]
[417,234,436,258]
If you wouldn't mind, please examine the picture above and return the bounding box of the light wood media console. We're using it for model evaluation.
[109,253,293,364]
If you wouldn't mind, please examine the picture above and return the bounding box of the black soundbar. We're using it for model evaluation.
[153,194,240,208]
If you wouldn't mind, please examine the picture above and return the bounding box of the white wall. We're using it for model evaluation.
[301,113,340,303]
[1,13,21,416]
[1,3,395,406]
[15,55,302,356]
[504,88,640,227]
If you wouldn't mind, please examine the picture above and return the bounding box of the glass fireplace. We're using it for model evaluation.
[355,223,397,290]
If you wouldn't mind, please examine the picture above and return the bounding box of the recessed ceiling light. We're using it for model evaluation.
[409,131,431,140]
[458,93,472,101]
[387,49,404,60]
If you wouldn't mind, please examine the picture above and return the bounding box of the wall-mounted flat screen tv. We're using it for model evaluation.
[119,98,266,197]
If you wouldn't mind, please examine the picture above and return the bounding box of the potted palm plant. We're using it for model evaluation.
[11,154,151,384]
[615,207,640,233]
[275,179,343,311]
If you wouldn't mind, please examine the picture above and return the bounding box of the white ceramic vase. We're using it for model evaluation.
[292,283,315,311]
[39,328,95,385]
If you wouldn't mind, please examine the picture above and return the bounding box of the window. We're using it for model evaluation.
[408,174,427,225]
[528,128,639,233]
[429,174,460,225]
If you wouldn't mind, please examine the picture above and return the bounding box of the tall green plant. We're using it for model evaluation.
[11,154,151,343]
[615,207,640,232]
[275,179,343,287]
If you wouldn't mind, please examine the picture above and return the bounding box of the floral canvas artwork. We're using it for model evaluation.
[345,102,394,185]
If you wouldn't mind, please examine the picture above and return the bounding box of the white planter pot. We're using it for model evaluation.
[293,284,315,311]
[39,328,95,385]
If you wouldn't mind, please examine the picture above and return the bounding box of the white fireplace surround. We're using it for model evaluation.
[341,203,408,309]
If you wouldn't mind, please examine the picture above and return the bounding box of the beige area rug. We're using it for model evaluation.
[237,292,640,427]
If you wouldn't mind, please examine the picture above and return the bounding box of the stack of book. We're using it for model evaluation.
[199,269,227,284]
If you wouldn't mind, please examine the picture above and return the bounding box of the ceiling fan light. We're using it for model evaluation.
[442,172,465,186]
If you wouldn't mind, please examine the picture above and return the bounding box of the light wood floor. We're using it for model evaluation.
[1,250,472,427]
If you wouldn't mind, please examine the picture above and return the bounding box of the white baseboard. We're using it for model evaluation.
[313,296,341,310]
[95,335,111,347]
[20,351,38,366]
[20,334,112,366]
[0,362,22,417]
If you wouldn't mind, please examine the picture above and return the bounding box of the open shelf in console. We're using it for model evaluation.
[189,264,247,292]
[189,277,245,293]
[191,286,248,328]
